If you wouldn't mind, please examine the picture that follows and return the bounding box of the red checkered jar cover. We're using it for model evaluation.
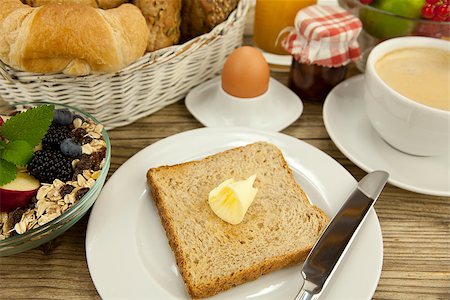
[281,5,362,67]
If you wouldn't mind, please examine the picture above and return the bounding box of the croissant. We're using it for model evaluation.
[25,0,98,6]
[25,0,128,9]
[0,0,149,76]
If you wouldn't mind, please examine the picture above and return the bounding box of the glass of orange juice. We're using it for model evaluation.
[253,0,317,55]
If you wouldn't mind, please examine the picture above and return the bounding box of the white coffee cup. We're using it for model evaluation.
[364,37,450,156]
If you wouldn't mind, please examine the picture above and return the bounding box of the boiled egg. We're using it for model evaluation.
[221,46,270,98]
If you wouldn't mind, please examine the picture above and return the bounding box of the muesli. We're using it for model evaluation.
[0,105,106,239]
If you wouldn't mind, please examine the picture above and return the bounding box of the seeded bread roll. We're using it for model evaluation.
[180,0,239,41]
[0,0,148,76]
[133,0,181,51]
[147,142,329,298]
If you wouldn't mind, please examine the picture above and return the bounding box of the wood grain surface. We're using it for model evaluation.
[1,15,450,300]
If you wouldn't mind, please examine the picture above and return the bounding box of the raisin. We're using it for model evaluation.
[8,207,26,227]
[71,128,87,144]
[82,136,93,144]
[77,154,91,170]
[73,154,92,179]
[98,147,107,161]
[90,152,102,171]
[75,188,90,201]
[60,184,75,198]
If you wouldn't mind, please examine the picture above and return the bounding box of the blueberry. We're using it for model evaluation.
[53,108,74,126]
[60,138,82,158]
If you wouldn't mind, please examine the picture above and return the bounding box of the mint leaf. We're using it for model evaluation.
[0,105,54,147]
[0,141,5,159]
[0,159,16,186]
[1,140,34,167]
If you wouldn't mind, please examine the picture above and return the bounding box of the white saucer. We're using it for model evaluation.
[185,77,303,132]
[323,75,450,196]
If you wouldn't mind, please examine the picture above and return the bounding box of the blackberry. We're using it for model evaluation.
[28,150,74,183]
[42,124,71,150]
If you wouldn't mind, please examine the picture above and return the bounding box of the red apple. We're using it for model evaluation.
[0,116,3,127]
[0,173,40,212]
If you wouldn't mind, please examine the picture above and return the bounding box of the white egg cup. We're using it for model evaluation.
[216,83,274,127]
[185,77,303,132]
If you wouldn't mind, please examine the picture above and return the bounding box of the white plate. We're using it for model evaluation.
[86,127,383,300]
[323,75,450,197]
[185,77,303,132]
[260,51,292,69]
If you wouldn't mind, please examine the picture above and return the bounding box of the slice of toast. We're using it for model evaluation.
[147,142,329,298]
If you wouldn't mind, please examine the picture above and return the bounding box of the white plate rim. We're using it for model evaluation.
[323,75,450,197]
[86,127,383,299]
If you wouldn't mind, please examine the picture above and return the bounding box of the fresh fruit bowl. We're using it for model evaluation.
[339,0,450,70]
[0,102,110,256]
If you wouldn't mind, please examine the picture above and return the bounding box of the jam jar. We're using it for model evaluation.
[288,60,348,101]
[281,5,362,101]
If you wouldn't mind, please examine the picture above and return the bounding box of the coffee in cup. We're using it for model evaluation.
[375,47,450,111]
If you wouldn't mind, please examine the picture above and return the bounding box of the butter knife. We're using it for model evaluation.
[295,170,389,300]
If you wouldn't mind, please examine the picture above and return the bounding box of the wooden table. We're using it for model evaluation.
[1,24,449,298]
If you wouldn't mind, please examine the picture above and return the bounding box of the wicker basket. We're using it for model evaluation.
[0,0,250,129]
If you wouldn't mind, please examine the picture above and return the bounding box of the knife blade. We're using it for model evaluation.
[294,170,389,300]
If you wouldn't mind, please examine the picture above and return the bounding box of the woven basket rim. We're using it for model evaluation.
[0,0,250,83]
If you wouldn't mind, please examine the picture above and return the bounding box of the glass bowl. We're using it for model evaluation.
[339,0,450,71]
[0,102,111,256]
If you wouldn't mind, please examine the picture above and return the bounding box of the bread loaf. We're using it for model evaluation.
[147,142,329,298]
[24,0,128,9]
[97,0,128,9]
[25,0,98,6]
[133,0,181,51]
[180,0,239,41]
[0,0,148,76]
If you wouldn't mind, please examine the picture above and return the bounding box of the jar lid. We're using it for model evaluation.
[281,5,362,67]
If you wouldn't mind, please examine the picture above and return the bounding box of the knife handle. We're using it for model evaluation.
[294,280,318,300]
[294,290,314,300]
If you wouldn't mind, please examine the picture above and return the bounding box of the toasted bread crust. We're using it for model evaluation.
[147,142,328,298]
[189,249,310,298]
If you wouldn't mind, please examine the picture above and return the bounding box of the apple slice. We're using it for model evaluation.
[0,114,11,127]
[0,172,40,212]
